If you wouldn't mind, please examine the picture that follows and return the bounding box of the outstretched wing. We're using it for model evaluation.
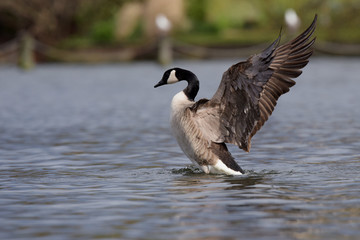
[193,15,317,152]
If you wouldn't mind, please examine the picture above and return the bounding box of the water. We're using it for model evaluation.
[0,58,359,240]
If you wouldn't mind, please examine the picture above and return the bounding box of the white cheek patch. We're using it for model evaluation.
[167,70,179,84]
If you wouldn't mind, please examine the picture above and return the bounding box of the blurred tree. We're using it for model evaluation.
[0,0,83,42]
[0,0,131,44]
[0,0,359,49]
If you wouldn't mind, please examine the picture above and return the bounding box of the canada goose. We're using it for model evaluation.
[154,15,317,175]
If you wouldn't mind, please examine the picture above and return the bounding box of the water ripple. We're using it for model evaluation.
[0,59,360,239]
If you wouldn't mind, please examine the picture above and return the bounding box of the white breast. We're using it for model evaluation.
[170,91,200,166]
[170,91,193,115]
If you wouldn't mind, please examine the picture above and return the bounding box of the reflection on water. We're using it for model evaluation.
[0,58,360,239]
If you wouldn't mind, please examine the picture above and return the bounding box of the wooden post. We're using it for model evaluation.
[18,31,35,70]
[158,34,172,66]
[156,14,172,65]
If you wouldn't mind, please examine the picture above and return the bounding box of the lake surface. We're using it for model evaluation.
[0,58,359,240]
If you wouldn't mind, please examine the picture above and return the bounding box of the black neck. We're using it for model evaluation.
[182,70,199,101]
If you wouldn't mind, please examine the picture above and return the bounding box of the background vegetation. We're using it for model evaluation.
[0,0,359,54]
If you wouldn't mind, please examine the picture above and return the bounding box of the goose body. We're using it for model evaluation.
[170,91,244,175]
[154,15,317,175]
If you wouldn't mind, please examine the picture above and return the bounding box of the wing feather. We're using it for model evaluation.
[249,15,317,140]
[192,15,317,152]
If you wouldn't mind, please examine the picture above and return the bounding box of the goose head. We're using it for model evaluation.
[154,68,178,88]
[154,68,199,87]
[154,68,200,101]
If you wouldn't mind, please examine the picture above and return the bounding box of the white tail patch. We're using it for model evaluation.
[203,160,243,175]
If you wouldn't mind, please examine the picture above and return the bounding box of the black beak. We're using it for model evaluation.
[154,80,165,88]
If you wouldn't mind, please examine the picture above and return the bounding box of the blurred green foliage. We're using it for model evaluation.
[90,20,115,44]
[0,0,359,48]
[183,0,360,45]
[68,0,129,46]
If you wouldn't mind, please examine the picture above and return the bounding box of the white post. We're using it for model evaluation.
[156,14,172,65]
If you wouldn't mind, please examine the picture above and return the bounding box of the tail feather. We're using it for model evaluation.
[210,142,244,174]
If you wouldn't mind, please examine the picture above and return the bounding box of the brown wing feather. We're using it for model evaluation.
[193,15,317,153]
[249,16,317,142]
